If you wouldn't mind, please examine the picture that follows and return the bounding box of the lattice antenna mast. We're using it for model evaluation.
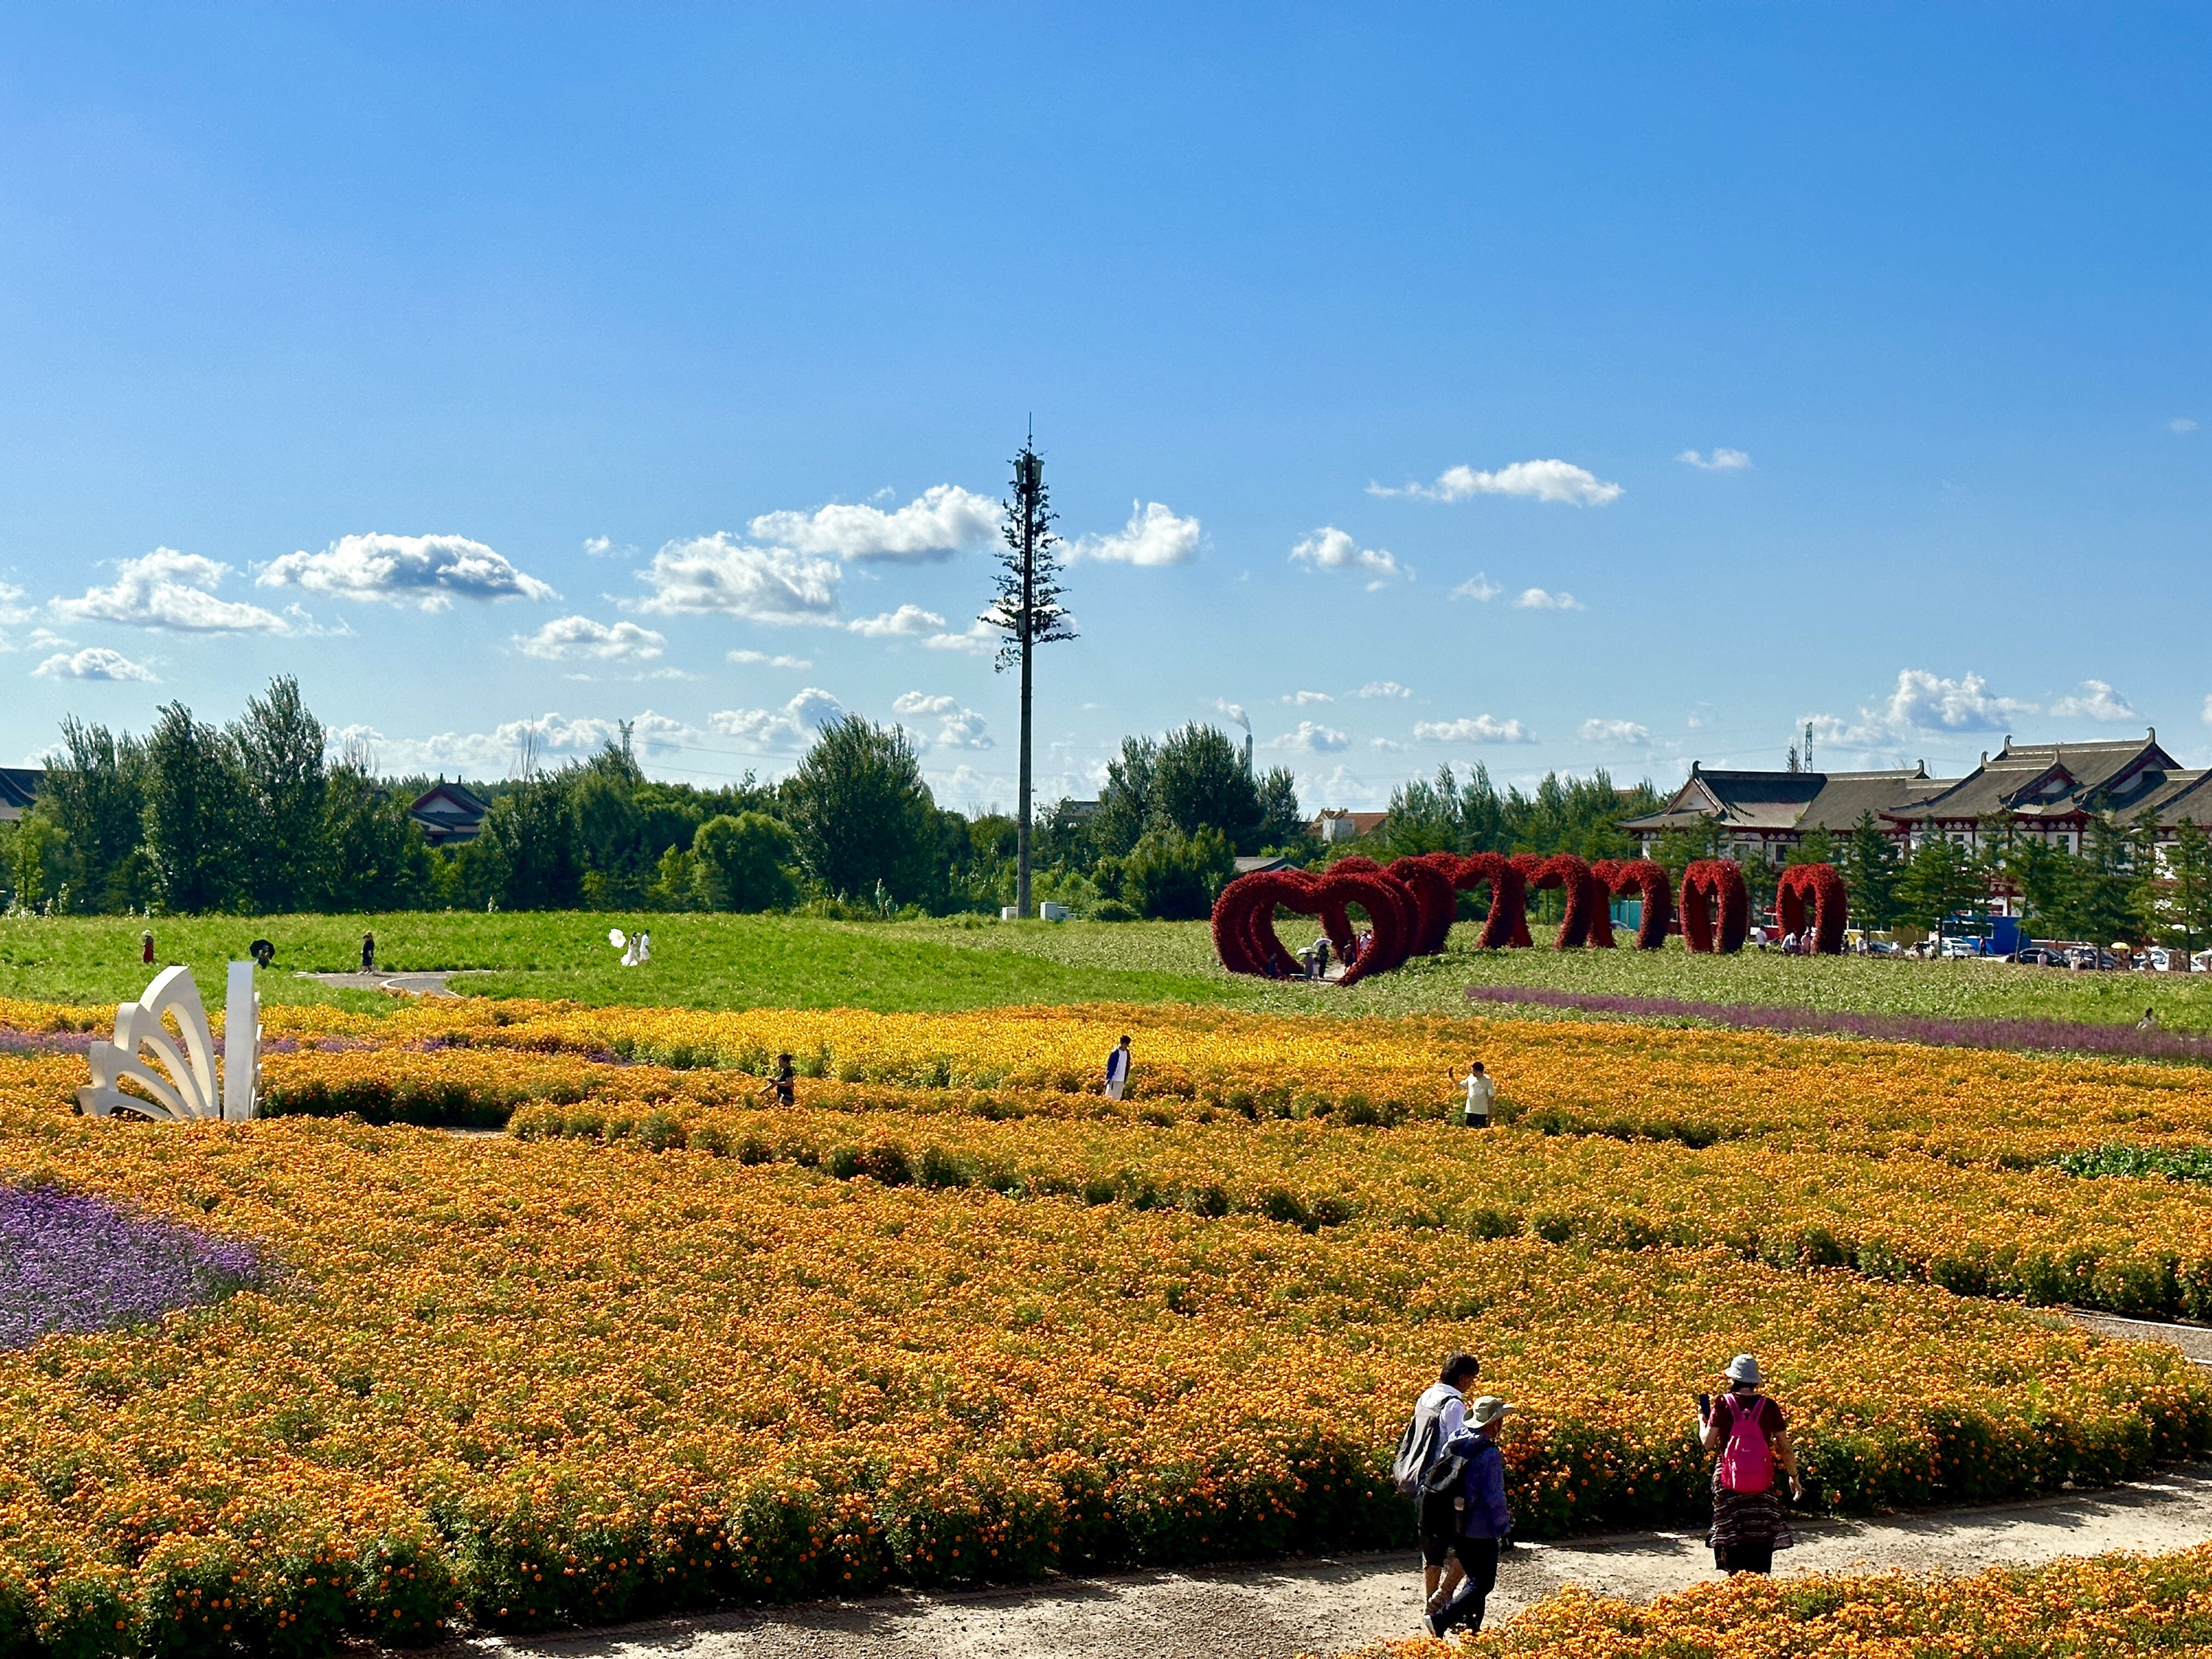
[982,428,1077,917]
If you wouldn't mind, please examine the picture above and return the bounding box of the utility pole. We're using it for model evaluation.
[984,431,1076,918]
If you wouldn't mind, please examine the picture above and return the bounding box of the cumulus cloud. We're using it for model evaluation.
[1514,588,1584,611]
[1358,681,1413,699]
[1677,448,1752,471]
[1806,669,2039,753]
[728,649,813,669]
[923,620,998,655]
[746,485,998,564]
[630,535,841,625]
[1413,715,1534,745]
[849,605,947,638]
[1284,690,1334,706]
[709,687,846,751]
[892,691,993,751]
[1450,574,1503,602]
[257,533,555,610]
[512,615,666,661]
[54,549,290,633]
[1290,526,1402,587]
[2050,679,2138,722]
[1069,501,1202,566]
[1265,721,1353,754]
[34,646,157,682]
[1371,459,1623,507]
[1580,717,1652,745]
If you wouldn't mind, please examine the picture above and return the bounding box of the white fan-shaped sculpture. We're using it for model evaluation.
[77,962,260,1122]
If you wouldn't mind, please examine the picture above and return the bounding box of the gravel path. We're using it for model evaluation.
[410,1465,2212,1659]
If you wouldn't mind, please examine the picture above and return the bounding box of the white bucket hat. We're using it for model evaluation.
[1468,1395,1512,1428]
[1724,1353,1761,1386]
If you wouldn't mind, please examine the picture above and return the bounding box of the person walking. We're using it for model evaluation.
[1448,1060,1495,1129]
[1700,1353,1800,1575]
[1392,1352,1481,1610]
[1425,1395,1514,1637]
[1104,1034,1133,1102]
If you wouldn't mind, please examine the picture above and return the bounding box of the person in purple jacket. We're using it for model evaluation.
[1425,1394,1513,1637]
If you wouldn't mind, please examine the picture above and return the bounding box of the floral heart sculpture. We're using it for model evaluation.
[1775,861,1848,953]
[1386,854,1461,956]
[1592,858,1674,950]
[1680,858,1751,953]
[1209,868,1412,984]
[1449,853,1528,950]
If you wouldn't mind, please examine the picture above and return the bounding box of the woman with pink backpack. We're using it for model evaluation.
[1697,1352,1802,1575]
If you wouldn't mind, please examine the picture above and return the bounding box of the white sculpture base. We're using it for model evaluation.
[77,962,260,1122]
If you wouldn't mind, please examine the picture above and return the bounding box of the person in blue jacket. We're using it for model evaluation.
[1425,1394,1513,1637]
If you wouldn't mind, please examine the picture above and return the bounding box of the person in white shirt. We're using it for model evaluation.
[1104,1035,1133,1101]
[1449,1061,1495,1129]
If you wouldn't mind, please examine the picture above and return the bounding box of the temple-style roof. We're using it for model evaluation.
[1619,765,1944,837]
[1896,733,2177,824]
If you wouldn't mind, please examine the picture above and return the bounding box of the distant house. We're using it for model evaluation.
[1312,810,1388,844]
[408,779,491,846]
[0,768,42,824]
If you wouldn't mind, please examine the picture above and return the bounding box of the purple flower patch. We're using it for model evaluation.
[1465,984,2212,1064]
[0,1185,266,1351]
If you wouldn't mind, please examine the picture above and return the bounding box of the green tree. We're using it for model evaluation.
[321,762,431,911]
[144,702,243,914]
[232,675,328,911]
[39,717,151,911]
[1120,825,1234,919]
[1839,812,1901,930]
[692,812,800,911]
[782,715,939,905]
[1894,828,1985,934]
[1151,723,1263,851]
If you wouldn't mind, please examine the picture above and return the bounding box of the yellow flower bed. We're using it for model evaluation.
[1332,1544,2212,1658]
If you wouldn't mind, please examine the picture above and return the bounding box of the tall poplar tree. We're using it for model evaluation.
[982,435,1076,917]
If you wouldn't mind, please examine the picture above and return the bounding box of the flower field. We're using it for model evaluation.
[1332,1543,2212,1659]
[4,993,2212,1653]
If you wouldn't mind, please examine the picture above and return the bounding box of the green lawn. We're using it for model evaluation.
[1,910,2206,1029]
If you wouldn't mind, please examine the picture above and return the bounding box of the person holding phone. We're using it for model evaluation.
[1699,1353,1801,1575]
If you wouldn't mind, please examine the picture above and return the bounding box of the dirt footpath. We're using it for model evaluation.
[419,1466,2212,1659]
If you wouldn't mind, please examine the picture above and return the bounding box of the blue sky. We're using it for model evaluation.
[1,4,2207,811]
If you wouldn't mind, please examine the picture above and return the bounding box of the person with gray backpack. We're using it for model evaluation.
[1391,1352,1481,1608]
[1697,1352,1801,1574]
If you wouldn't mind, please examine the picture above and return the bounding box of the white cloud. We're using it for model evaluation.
[1284,690,1334,706]
[1069,501,1202,566]
[1580,717,1653,745]
[55,549,290,633]
[2047,679,2137,721]
[728,649,814,669]
[257,533,554,610]
[1414,715,1534,745]
[1450,574,1503,602]
[1371,459,1623,507]
[1677,448,1753,471]
[1265,720,1352,754]
[34,646,157,683]
[710,687,846,752]
[1290,526,1402,587]
[1514,588,1584,611]
[1806,669,2039,753]
[2173,419,2198,434]
[923,620,998,655]
[512,615,666,661]
[630,535,841,624]
[746,484,997,564]
[1358,681,1413,699]
[849,604,947,638]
